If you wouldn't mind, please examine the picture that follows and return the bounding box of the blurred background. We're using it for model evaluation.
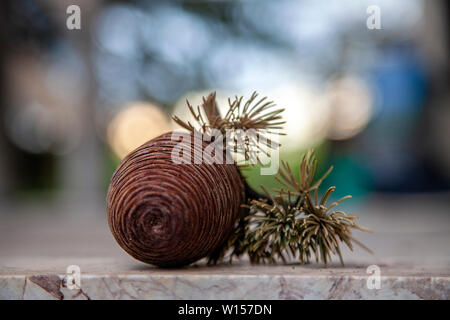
[0,0,448,222]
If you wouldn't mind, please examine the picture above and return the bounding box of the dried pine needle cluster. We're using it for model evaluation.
[173,92,285,163]
[173,92,372,266]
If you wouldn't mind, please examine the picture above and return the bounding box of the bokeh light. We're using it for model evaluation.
[107,102,171,159]
[325,76,373,140]
[267,84,330,151]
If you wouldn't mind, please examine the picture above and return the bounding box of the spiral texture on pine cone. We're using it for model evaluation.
[107,131,243,267]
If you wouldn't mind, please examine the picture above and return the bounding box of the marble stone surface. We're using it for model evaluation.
[0,194,449,299]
